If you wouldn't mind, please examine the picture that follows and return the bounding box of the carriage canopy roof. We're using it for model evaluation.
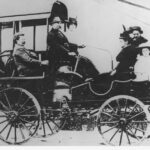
[0,0,55,22]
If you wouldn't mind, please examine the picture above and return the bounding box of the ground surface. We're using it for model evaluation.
[0,128,150,146]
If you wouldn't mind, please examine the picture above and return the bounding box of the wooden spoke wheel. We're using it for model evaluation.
[97,95,150,146]
[0,87,41,144]
[37,103,67,137]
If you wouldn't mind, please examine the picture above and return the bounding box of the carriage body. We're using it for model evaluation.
[0,1,149,146]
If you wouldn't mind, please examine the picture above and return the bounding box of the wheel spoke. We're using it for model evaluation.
[14,123,17,143]
[119,129,123,146]
[0,101,9,111]
[116,99,120,111]
[0,119,8,125]
[3,92,12,110]
[49,119,60,129]
[18,124,25,140]
[19,116,36,126]
[0,115,7,118]
[0,122,9,134]
[42,119,46,136]
[107,104,119,117]
[16,90,23,105]
[19,105,36,114]
[28,120,37,130]
[99,121,119,124]
[131,123,145,133]
[18,98,30,112]
[102,124,118,134]
[127,104,138,117]
[125,131,131,145]
[124,99,128,114]
[109,128,120,142]
[128,111,144,120]
[127,125,140,141]
[20,114,38,117]
[6,124,13,140]
[134,123,138,135]
[46,120,54,134]
[20,122,32,135]
[101,112,117,119]
[132,121,148,123]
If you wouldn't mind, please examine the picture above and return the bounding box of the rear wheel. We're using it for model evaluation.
[97,95,150,146]
[37,102,67,137]
[0,87,41,144]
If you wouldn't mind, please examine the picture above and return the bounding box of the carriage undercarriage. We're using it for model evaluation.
[0,72,150,146]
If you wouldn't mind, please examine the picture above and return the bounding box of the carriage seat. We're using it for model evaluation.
[5,56,19,77]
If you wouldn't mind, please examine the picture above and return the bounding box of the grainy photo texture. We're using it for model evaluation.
[0,0,150,146]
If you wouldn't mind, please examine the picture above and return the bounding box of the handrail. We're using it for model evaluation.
[0,72,45,81]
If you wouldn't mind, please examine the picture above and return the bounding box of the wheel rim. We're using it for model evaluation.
[37,104,67,137]
[97,95,149,146]
[0,87,41,144]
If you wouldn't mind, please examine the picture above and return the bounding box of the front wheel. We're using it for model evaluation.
[97,95,150,146]
[0,87,41,144]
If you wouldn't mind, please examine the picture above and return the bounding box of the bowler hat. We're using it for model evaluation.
[127,26,143,34]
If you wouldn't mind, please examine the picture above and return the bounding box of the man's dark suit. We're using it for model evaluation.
[13,45,42,76]
[47,28,78,72]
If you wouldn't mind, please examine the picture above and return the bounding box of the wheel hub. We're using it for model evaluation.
[8,111,18,121]
[119,118,127,127]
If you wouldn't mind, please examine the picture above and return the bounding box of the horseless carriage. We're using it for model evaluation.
[0,1,150,146]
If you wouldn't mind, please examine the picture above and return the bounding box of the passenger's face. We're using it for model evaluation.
[52,22,62,30]
[17,35,26,46]
[68,24,77,31]
[130,30,141,41]
[142,48,150,57]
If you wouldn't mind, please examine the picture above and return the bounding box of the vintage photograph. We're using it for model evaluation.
[0,0,150,146]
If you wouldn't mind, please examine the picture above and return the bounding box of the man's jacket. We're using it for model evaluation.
[13,45,41,76]
[47,28,78,61]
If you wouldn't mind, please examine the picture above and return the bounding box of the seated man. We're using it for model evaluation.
[13,32,49,76]
[134,47,150,81]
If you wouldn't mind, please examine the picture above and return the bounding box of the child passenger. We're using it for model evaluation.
[134,47,150,81]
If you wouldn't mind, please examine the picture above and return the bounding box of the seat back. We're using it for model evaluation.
[5,56,18,77]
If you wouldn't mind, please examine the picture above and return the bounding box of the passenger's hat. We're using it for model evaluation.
[51,16,62,24]
[119,31,129,39]
[127,26,143,34]
[68,17,77,26]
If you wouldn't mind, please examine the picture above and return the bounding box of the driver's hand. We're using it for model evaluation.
[68,52,76,56]
[78,44,86,48]
[41,60,49,66]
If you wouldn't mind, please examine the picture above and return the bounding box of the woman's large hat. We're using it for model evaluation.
[119,31,129,40]
[127,26,143,34]
[68,17,77,25]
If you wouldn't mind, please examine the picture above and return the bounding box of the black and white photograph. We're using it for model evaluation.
[0,0,150,146]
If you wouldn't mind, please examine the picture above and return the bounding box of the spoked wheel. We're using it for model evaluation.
[0,87,41,144]
[97,95,150,146]
[37,103,67,137]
